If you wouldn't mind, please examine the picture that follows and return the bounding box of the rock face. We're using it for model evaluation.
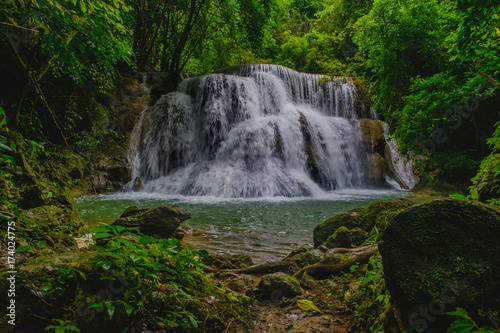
[255,272,302,302]
[112,205,191,238]
[313,198,414,247]
[380,199,500,331]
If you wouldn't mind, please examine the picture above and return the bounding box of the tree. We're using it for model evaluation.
[0,0,131,143]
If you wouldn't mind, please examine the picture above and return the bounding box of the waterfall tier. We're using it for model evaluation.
[128,65,408,197]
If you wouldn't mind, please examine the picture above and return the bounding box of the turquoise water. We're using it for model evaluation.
[74,190,403,263]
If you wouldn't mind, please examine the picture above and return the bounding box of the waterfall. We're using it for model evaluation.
[127,65,405,197]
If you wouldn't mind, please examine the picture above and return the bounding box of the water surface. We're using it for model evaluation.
[75,190,403,263]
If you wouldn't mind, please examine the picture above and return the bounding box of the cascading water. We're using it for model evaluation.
[127,64,404,197]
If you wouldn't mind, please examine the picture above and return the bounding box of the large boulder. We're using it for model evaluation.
[112,205,190,238]
[255,272,302,302]
[313,198,414,247]
[380,199,500,331]
[313,208,366,247]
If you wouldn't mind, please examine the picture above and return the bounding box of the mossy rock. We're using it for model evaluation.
[325,226,351,248]
[313,198,413,248]
[380,199,500,331]
[359,198,414,234]
[112,205,191,238]
[325,227,369,248]
[204,253,254,270]
[255,272,302,302]
[313,207,366,247]
[0,251,105,333]
[411,178,464,196]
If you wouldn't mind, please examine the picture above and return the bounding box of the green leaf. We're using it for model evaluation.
[123,302,134,316]
[447,319,475,333]
[15,245,33,253]
[297,299,322,313]
[479,327,497,333]
[449,194,468,200]
[114,225,126,233]
[88,226,110,234]
[106,303,115,319]
[445,308,470,319]
[140,236,154,245]
[92,232,114,240]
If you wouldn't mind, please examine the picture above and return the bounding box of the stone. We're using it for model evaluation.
[204,253,254,270]
[255,272,302,302]
[359,119,385,155]
[380,199,500,331]
[367,152,387,184]
[227,275,255,293]
[313,198,414,248]
[112,205,191,239]
[313,207,366,247]
[325,226,351,248]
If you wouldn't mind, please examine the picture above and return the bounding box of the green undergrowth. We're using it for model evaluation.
[343,253,390,332]
[39,224,249,333]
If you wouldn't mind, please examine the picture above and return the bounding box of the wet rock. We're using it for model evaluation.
[204,253,254,270]
[112,205,191,239]
[367,153,387,185]
[359,119,385,156]
[132,177,143,191]
[380,199,500,331]
[255,272,302,302]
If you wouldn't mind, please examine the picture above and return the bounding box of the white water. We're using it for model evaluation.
[127,65,410,197]
[382,123,417,190]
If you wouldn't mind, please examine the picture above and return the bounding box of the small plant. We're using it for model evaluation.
[445,307,498,333]
[44,318,80,333]
[449,193,469,200]
[346,253,390,331]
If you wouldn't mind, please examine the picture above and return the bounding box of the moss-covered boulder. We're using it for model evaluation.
[112,205,190,238]
[255,272,302,302]
[380,199,500,331]
[313,207,366,247]
[325,226,351,248]
[313,198,414,247]
[359,198,414,233]
[325,227,369,248]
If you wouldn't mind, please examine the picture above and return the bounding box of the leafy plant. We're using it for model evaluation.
[445,307,498,333]
[44,318,79,333]
[346,253,390,332]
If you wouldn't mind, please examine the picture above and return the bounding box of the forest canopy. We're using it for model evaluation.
[0,0,499,195]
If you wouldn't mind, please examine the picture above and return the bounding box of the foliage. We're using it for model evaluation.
[470,122,500,204]
[45,318,80,333]
[82,223,248,332]
[445,307,497,333]
[345,253,390,332]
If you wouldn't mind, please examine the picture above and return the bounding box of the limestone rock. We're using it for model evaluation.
[112,205,191,238]
[359,119,385,155]
[380,199,500,331]
[367,152,387,184]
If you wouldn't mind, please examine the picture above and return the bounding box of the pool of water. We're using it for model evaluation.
[74,190,404,263]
